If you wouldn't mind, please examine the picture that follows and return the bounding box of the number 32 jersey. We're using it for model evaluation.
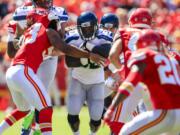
[65,29,113,84]
[12,23,51,73]
[124,48,180,109]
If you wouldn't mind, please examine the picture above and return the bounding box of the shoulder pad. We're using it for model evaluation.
[127,51,147,68]
[96,29,113,42]
[13,6,33,21]
[64,29,80,44]
[50,6,69,22]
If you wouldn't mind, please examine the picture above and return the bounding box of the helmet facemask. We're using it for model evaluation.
[78,21,98,41]
[32,0,53,9]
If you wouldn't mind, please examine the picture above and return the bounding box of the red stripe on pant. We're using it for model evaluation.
[24,66,48,107]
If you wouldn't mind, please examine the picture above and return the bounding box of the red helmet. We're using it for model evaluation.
[23,0,33,6]
[128,8,152,29]
[26,8,59,28]
[136,29,162,51]
[32,0,53,9]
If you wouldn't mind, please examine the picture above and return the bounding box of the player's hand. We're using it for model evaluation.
[13,35,25,50]
[89,53,106,66]
[103,106,115,125]
[13,40,20,50]
[48,12,59,21]
[105,77,121,91]
[50,48,64,56]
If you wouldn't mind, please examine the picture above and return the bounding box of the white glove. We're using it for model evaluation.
[48,12,59,21]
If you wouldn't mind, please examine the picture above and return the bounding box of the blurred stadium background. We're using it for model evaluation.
[0,0,179,134]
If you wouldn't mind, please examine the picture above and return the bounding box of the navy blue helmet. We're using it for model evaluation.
[77,11,98,41]
[100,13,119,29]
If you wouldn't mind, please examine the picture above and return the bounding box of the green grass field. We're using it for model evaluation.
[0,107,110,135]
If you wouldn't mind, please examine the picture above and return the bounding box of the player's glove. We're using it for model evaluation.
[48,12,59,21]
[105,77,120,91]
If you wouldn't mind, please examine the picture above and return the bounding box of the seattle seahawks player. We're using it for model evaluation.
[100,13,119,34]
[99,13,121,119]
[8,0,69,134]
[65,11,113,135]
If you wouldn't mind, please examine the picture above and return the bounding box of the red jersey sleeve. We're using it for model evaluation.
[118,51,147,96]
[7,20,17,42]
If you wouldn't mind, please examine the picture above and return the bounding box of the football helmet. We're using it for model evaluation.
[23,0,33,6]
[77,11,98,41]
[128,8,152,29]
[100,13,119,30]
[31,0,53,9]
[136,29,162,51]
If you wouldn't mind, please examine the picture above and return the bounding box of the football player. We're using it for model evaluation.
[99,13,121,119]
[100,13,119,35]
[65,11,113,135]
[0,10,105,135]
[7,0,69,134]
[106,8,169,134]
[104,29,180,135]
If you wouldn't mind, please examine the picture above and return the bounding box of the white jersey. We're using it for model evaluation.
[65,28,113,84]
[13,5,34,29]
[13,5,69,60]
[13,5,69,29]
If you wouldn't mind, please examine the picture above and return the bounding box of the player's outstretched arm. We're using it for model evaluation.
[109,38,122,69]
[7,41,18,58]
[46,28,106,65]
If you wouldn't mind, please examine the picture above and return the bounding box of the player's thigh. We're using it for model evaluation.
[87,83,104,120]
[19,66,52,111]
[120,110,174,135]
[6,79,31,111]
[119,87,143,122]
[37,56,58,90]
[67,78,86,115]
[10,90,31,111]
[111,83,144,123]
[6,66,32,111]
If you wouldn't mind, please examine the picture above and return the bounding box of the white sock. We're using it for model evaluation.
[0,120,10,134]
[73,130,80,135]
[35,123,40,130]
[89,131,96,135]
[42,131,52,135]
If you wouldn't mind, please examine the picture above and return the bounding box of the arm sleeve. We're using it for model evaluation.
[118,59,145,96]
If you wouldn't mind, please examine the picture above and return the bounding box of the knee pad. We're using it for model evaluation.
[89,119,101,132]
[67,114,80,132]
